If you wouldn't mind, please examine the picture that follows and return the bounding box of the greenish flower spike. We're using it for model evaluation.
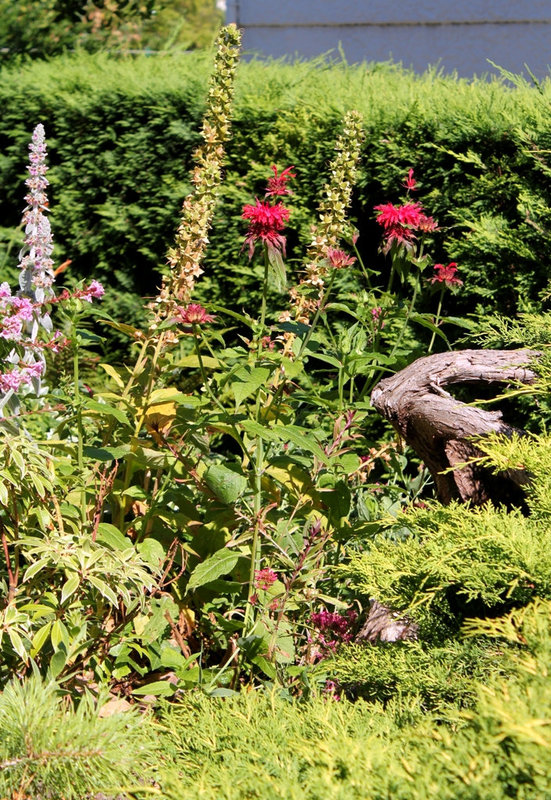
[287,109,364,325]
[153,24,241,325]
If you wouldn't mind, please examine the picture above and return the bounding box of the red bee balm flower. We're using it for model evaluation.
[265,165,296,197]
[374,201,437,251]
[430,262,463,287]
[402,168,417,191]
[175,303,215,325]
[242,199,290,258]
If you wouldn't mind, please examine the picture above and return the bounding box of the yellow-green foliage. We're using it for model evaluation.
[153,644,551,800]
[341,433,551,616]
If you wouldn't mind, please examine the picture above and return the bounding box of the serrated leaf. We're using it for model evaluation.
[187,548,240,590]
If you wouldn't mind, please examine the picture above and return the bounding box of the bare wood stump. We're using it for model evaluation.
[371,349,540,505]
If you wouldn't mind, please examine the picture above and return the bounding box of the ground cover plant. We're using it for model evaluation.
[2,23,551,800]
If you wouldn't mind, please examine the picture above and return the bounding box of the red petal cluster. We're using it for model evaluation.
[254,568,278,590]
[265,165,296,197]
[430,262,463,288]
[242,199,290,259]
[175,303,216,325]
[402,168,417,191]
[326,247,356,270]
[374,201,437,251]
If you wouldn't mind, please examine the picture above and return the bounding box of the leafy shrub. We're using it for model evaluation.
[0,0,222,60]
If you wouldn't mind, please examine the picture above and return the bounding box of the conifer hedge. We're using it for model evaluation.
[1,52,551,343]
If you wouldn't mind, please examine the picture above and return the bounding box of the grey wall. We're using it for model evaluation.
[226,1,551,78]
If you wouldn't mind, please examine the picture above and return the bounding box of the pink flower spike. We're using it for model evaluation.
[265,165,296,197]
[175,303,215,325]
[402,168,417,191]
[88,280,105,299]
[430,262,463,288]
[254,568,278,591]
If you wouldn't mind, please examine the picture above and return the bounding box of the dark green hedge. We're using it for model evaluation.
[2,51,551,340]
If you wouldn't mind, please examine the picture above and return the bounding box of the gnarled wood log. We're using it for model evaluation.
[371,349,540,505]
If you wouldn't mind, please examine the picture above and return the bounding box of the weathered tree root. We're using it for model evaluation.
[355,599,418,643]
[371,349,540,505]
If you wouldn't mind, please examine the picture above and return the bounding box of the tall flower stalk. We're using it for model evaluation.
[0,124,56,416]
[283,110,364,339]
[152,24,241,326]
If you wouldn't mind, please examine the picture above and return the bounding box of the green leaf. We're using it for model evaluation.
[82,397,131,427]
[267,246,286,292]
[99,362,126,387]
[251,654,277,679]
[241,420,328,463]
[88,575,119,605]
[8,629,27,661]
[230,366,272,409]
[83,444,130,462]
[137,538,166,567]
[175,354,219,369]
[96,523,132,551]
[410,313,449,342]
[61,573,80,604]
[187,548,240,590]
[23,557,51,581]
[48,647,67,679]
[30,621,53,657]
[132,680,177,697]
[204,463,248,504]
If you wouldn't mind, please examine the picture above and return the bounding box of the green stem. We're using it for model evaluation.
[243,250,272,635]
[194,329,245,452]
[352,241,373,291]
[72,333,86,527]
[297,269,337,360]
[388,274,420,363]
[117,333,166,528]
[257,251,270,356]
[428,287,445,354]
[243,434,264,635]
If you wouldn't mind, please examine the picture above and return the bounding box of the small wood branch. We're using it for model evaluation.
[371,349,540,505]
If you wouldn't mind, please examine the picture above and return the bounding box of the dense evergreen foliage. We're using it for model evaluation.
[2,54,551,361]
